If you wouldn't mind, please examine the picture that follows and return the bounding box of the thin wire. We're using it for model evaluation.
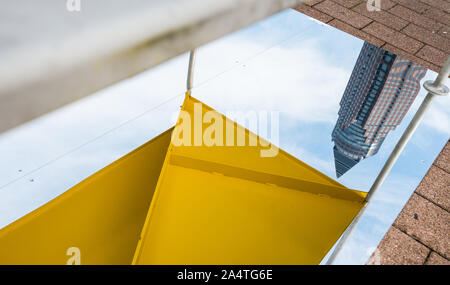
[0,24,314,191]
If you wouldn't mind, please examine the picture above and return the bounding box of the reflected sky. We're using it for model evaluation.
[0,9,448,264]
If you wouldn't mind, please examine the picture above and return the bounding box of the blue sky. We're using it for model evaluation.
[0,9,448,264]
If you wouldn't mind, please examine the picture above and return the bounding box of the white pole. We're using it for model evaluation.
[187,49,197,95]
[326,56,450,265]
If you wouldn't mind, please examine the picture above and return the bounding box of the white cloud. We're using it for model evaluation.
[424,101,450,134]
[285,144,335,174]
[415,70,450,135]
[193,38,351,124]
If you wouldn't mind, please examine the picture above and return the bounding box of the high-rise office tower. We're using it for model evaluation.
[332,42,427,178]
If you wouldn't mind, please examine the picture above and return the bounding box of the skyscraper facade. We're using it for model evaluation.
[332,42,427,178]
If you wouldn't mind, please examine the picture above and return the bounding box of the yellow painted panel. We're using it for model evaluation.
[0,128,172,265]
[133,95,366,265]
[171,96,346,188]
[133,164,364,265]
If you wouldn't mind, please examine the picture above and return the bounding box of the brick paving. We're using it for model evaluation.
[366,227,429,265]
[295,0,450,73]
[367,141,450,265]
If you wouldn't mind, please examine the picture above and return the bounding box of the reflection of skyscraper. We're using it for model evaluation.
[332,42,427,178]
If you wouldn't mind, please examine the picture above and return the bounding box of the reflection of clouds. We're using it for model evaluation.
[412,70,450,135]
[0,9,449,264]
[0,97,182,229]
[423,94,450,135]
[194,38,351,124]
[285,144,335,174]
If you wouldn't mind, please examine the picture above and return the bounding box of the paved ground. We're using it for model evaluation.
[295,0,450,73]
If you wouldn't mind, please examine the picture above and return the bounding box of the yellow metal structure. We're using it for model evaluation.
[0,129,172,264]
[132,95,366,265]
[0,94,366,264]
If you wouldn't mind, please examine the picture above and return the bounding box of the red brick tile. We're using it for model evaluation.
[353,3,408,30]
[367,226,429,265]
[434,141,450,173]
[394,194,450,259]
[294,4,334,23]
[330,0,362,8]
[362,0,396,11]
[382,44,439,72]
[415,166,450,211]
[315,0,373,28]
[425,252,450,265]
[391,0,430,14]
[424,8,450,27]
[403,23,450,53]
[420,0,450,12]
[389,5,442,31]
[328,19,385,46]
[303,0,325,6]
[363,22,424,53]
[416,45,448,67]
